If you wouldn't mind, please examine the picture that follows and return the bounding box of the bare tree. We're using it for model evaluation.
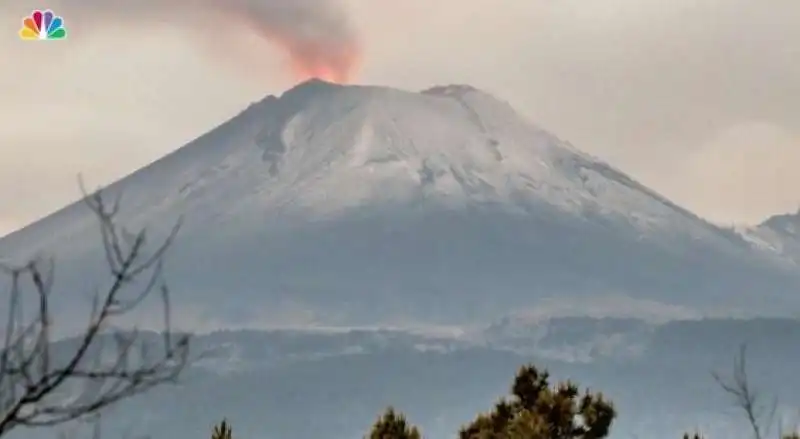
[712,343,777,439]
[0,184,189,437]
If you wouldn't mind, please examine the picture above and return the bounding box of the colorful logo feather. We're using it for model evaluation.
[19,9,67,40]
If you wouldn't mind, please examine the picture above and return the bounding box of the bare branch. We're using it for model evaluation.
[712,343,777,439]
[0,185,189,437]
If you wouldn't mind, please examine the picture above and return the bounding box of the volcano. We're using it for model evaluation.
[1,80,798,329]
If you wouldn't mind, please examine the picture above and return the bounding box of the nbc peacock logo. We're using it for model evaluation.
[19,9,67,40]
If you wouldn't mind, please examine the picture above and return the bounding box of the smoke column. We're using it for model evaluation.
[42,0,361,83]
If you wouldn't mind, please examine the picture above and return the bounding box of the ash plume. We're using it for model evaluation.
[36,0,361,83]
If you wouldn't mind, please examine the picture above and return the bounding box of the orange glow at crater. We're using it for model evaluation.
[288,47,362,84]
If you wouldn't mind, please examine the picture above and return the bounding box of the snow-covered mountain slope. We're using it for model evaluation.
[738,209,800,265]
[1,80,798,329]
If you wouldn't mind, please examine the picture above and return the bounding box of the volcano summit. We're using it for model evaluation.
[1,80,798,329]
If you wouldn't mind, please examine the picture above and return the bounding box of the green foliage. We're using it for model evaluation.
[458,364,616,439]
[366,407,422,439]
[211,419,233,439]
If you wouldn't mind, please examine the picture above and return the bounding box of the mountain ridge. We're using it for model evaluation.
[737,209,800,264]
[8,316,800,439]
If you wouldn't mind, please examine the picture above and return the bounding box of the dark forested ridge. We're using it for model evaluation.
[6,316,800,439]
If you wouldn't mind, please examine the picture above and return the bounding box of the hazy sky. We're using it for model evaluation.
[1,0,798,237]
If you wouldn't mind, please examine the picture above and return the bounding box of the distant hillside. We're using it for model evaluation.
[7,317,800,439]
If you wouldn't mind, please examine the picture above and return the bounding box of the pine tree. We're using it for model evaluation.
[211,419,233,439]
[459,364,616,439]
[366,407,422,439]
